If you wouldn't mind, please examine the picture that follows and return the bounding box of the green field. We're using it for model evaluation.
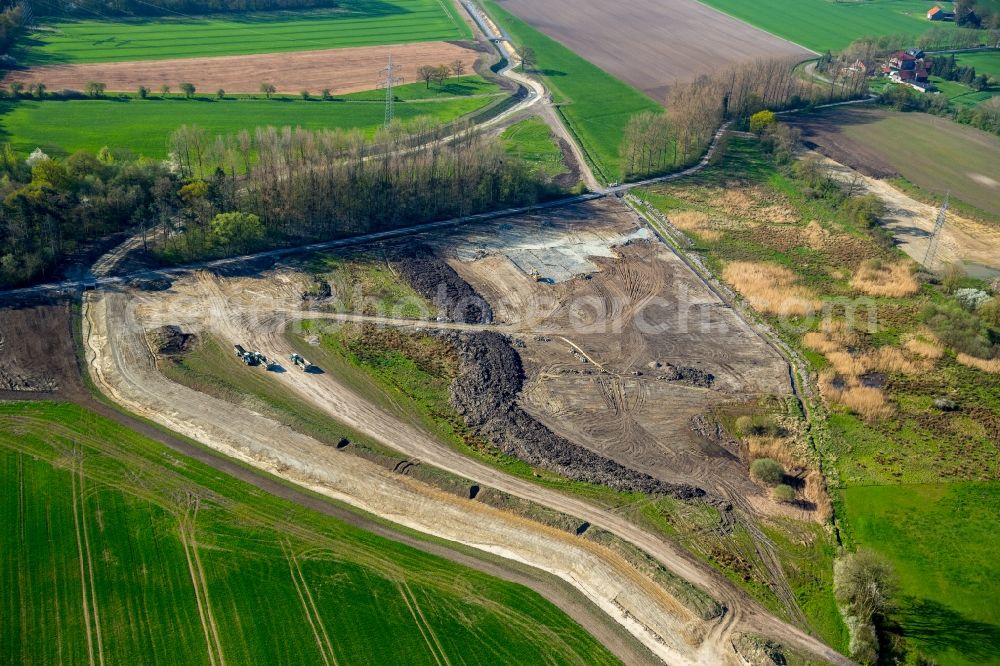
[0,77,503,157]
[957,50,1000,79]
[501,118,570,180]
[830,107,1000,216]
[482,0,661,183]
[0,400,622,665]
[697,0,949,52]
[839,483,1000,666]
[19,0,472,65]
[636,134,1000,661]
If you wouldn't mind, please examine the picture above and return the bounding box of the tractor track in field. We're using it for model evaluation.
[3,6,854,663]
[69,455,101,666]
[398,581,453,666]
[283,540,338,666]
[77,211,852,665]
[177,495,226,666]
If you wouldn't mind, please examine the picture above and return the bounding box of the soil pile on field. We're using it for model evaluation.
[394,249,493,324]
[149,325,196,357]
[649,360,714,388]
[449,331,705,499]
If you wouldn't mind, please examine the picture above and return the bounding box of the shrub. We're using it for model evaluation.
[954,287,990,311]
[321,88,332,101]
[941,262,965,293]
[736,414,779,437]
[750,458,784,486]
[845,194,885,228]
[980,297,1000,328]
[137,85,149,99]
[216,89,225,100]
[921,301,995,359]
[300,89,310,100]
[834,550,897,665]
[749,110,776,134]
[772,484,795,503]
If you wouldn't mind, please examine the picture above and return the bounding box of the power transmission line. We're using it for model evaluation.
[923,192,949,269]
[377,54,403,128]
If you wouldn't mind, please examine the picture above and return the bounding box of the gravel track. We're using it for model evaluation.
[81,249,851,665]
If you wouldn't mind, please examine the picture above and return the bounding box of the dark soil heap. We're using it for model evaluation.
[449,331,706,500]
[149,325,197,357]
[393,249,493,324]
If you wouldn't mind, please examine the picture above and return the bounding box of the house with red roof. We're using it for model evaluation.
[927,5,955,20]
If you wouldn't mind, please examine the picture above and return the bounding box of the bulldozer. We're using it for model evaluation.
[289,353,311,372]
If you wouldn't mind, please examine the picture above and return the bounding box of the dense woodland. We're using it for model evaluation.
[959,0,1000,28]
[620,58,868,180]
[160,122,543,261]
[0,5,23,55]
[17,0,341,17]
[0,147,175,287]
[0,120,547,285]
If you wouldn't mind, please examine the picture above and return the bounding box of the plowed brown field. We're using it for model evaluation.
[493,0,812,98]
[7,41,479,94]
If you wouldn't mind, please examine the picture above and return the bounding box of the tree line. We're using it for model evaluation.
[0,147,175,287]
[0,5,24,58]
[928,53,991,91]
[620,57,868,180]
[159,120,544,261]
[843,27,1000,66]
[0,119,548,287]
[879,84,1000,134]
[21,0,347,18]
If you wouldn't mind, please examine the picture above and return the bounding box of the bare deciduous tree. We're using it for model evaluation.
[416,65,435,89]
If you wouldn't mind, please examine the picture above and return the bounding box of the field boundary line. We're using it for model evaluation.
[686,0,819,56]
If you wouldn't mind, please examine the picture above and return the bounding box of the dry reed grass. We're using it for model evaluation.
[708,187,798,224]
[819,371,892,420]
[669,210,722,241]
[850,261,919,297]
[956,353,1000,374]
[903,331,944,359]
[723,261,821,316]
[745,435,802,470]
[804,470,833,522]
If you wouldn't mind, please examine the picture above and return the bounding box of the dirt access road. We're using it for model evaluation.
[0,304,662,666]
[819,153,1000,278]
[7,42,480,95]
[493,0,812,99]
[81,199,851,665]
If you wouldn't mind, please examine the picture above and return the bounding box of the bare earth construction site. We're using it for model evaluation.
[78,197,841,663]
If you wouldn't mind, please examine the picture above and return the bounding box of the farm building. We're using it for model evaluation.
[890,51,915,70]
[882,48,932,91]
[927,5,955,20]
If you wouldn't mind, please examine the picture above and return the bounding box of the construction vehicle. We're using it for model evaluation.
[234,344,268,367]
[289,353,311,371]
